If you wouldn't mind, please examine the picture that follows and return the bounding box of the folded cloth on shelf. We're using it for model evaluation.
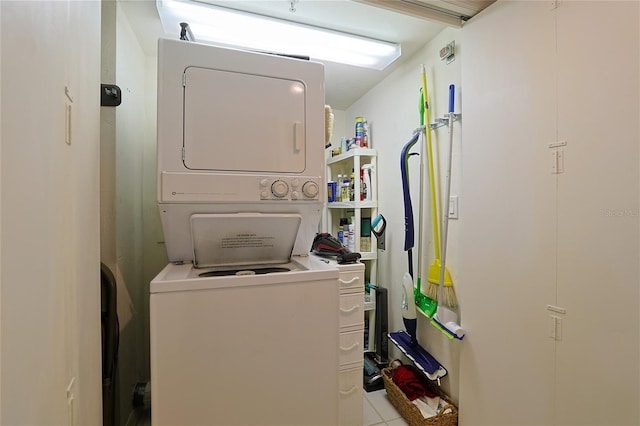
[391,365,438,401]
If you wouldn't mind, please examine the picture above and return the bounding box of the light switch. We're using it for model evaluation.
[449,196,458,219]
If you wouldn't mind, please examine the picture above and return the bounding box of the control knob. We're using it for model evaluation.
[302,181,319,198]
[271,180,289,198]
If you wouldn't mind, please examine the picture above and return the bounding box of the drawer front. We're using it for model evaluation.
[338,270,363,292]
[339,330,363,366]
[339,293,364,329]
[339,367,363,426]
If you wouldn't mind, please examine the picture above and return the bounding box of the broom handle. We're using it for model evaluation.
[438,85,455,296]
[421,66,441,261]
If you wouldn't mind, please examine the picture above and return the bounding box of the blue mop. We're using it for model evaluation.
[389,131,447,382]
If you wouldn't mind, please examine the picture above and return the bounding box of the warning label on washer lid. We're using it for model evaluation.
[220,234,275,249]
[190,213,302,268]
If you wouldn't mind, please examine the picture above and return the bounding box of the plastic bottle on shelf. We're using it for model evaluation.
[348,224,356,252]
[363,119,369,148]
[341,177,350,202]
[337,217,346,245]
[349,169,355,201]
[362,164,372,201]
[355,117,364,147]
[340,218,349,248]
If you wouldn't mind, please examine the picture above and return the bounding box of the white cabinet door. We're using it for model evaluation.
[459,2,558,424]
[555,2,640,425]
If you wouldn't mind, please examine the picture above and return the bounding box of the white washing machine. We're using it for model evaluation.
[150,39,340,425]
[150,254,339,425]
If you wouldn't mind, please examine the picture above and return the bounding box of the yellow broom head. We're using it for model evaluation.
[425,260,454,301]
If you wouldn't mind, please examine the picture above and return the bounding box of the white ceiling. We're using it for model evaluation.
[119,0,492,109]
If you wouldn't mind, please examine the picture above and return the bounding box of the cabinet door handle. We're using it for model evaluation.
[340,305,360,314]
[339,385,358,396]
[339,276,359,285]
[340,342,360,352]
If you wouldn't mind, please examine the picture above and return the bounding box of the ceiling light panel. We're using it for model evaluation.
[157,0,402,70]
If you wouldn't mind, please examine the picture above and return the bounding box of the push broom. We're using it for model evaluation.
[429,85,465,340]
[421,67,457,308]
[436,84,459,310]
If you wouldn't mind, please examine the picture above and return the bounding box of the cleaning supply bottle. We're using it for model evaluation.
[349,169,355,201]
[362,164,373,201]
[348,224,356,252]
[338,218,347,245]
[363,119,369,148]
[341,177,350,202]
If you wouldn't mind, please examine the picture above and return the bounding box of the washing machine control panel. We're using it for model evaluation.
[259,177,321,201]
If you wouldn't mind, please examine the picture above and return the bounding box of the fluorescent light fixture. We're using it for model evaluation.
[156,0,401,70]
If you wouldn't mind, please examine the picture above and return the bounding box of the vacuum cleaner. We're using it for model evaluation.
[363,286,389,392]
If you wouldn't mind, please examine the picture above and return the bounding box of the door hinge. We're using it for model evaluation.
[547,304,566,341]
[549,315,563,340]
[549,140,567,174]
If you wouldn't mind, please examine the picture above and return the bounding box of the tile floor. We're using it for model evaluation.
[137,388,407,425]
[363,389,408,426]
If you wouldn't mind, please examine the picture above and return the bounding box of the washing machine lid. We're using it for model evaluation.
[190,213,301,268]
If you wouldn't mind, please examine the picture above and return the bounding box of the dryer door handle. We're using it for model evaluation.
[293,121,304,153]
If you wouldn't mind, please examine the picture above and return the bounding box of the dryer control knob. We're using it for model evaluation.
[271,180,289,198]
[302,181,319,198]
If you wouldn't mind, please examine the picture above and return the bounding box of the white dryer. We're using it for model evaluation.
[150,39,340,425]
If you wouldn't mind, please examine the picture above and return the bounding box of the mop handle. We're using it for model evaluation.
[449,84,455,114]
[421,66,441,261]
[438,85,456,295]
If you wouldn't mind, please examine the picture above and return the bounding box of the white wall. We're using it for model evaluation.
[459,1,639,424]
[100,3,167,424]
[1,1,102,424]
[102,3,167,424]
[343,26,464,401]
[114,9,147,423]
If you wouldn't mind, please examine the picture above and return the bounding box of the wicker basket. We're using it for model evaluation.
[381,365,458,426]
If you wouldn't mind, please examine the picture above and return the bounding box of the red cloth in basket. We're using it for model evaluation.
[391,365,438,401]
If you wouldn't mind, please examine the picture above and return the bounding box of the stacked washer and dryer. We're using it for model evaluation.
[150,38,348,425]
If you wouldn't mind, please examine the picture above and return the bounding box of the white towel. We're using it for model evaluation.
[411,396,452,419]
